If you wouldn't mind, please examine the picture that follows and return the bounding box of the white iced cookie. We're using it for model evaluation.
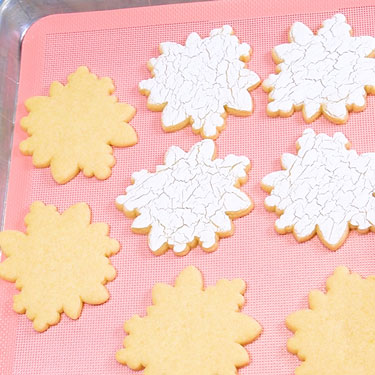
[116,140,252,255]
[263,14,375,124]
[139,25,260,139]
[262,129,375,250]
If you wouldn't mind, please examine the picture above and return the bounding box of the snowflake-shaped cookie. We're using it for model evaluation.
[0,202,119,332]
[263,14,375,124]
[287,267,375,375]
[116,139,252,255]
[116,266,262,374]
[261,129,375,250]
[20,66,137,184]
[139,25,260,139]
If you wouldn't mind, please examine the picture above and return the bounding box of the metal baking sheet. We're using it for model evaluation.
[1,1,374,374]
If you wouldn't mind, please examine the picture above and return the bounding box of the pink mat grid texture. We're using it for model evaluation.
[1,1,375,374]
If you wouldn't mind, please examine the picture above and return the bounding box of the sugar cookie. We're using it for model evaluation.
[139,25,260,139]
[261,129,375,250]
[263,14,375,124]
[0,202,119,332]
[116,139,252,255]
[116,266,262,374]
[287,267,375,375]
[20,66,137,184]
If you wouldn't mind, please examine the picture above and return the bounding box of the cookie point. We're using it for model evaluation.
[176,266,203,288]
[30,201,46,210]
[115,349,125,364]
[334,265,350,276]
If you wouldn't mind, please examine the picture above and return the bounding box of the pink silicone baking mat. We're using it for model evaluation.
[2,0,375,374]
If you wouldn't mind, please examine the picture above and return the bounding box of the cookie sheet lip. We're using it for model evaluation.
[116,139,253,256]
[262,128,375,250]
[263,13,375,124]
[139,25,260,140]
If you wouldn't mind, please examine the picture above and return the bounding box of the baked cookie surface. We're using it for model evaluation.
[116,139,252,255]
[263,14,375,123]
[20,66,137,184]
[0,202,119,332]
[287,267,375,375]
[116,266,261,375]
[262,129,375,250]
[139,25,260,139]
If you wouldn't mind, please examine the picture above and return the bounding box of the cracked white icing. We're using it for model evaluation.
[262,129,375,249]
[263,14,375,123]
[139,25,260,139]
[116,140,252,255]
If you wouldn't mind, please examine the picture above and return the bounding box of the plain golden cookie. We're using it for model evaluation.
[0,201,120,332]
[287,266,375,375]
[20,66,137,184]
[116,266,262,375]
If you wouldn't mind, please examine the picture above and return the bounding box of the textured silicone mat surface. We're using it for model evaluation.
[1,1,375,374]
